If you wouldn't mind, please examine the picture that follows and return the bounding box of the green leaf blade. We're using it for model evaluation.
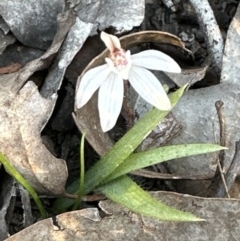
[99,175,204,221]
[53,86,187,212]
[84,85,188,194]
[103,144,227,183]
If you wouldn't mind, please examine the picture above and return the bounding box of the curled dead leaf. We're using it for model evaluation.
[0,11,76,194]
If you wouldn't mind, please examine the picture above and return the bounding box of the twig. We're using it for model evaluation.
[131,169,213,180]
[41,191,106,202]
[207,101,229,197]
[215,101,226,166]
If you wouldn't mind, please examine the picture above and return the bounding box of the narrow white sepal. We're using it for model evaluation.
[100,31,121,52]
[129,66,171,110]
[76,64,111,108]
[131,50,181,73]
[98,72,124,132]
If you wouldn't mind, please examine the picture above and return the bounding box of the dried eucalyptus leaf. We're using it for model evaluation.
[74,31,190,156]
[40,17,93,99]
[4,192,240,241]
[1,81,68,194]
[0,0,65,50]
[0,11,75,194]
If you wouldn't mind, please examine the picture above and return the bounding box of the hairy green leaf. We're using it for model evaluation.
[83,85,188,194]
[103,144,227,183]
[53,86,187,212]
[99,175,204,221]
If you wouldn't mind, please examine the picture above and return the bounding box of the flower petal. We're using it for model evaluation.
[131,50,181,73]
[76,64,111,108]
[98,72,124,132]
[129,66,171,110]
[101,32,121,52]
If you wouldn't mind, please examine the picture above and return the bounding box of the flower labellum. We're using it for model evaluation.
[77,32,181,132]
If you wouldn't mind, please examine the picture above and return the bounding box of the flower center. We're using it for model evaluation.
[109,48,128,70]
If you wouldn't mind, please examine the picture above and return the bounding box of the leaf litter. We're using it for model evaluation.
[1,0,240,240]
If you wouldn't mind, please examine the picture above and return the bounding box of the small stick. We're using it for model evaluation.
[208,101,229,197]
[132,169,213,180]
[215,101,226,167]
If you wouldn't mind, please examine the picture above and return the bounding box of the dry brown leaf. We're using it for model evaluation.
[5,192,240,241]
[0,11,75,194]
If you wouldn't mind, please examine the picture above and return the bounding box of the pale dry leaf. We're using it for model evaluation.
[1,81,68,194]
[40,17,93,99]
[0,11,76,194]
[4,192,240,241]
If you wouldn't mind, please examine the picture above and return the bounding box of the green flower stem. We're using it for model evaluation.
[0,152,47,218]
[72,133,86,210]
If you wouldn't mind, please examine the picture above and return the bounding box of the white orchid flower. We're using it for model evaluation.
[77,31,181,132]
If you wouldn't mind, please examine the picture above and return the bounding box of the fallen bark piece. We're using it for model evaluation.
[4,192,240,241]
